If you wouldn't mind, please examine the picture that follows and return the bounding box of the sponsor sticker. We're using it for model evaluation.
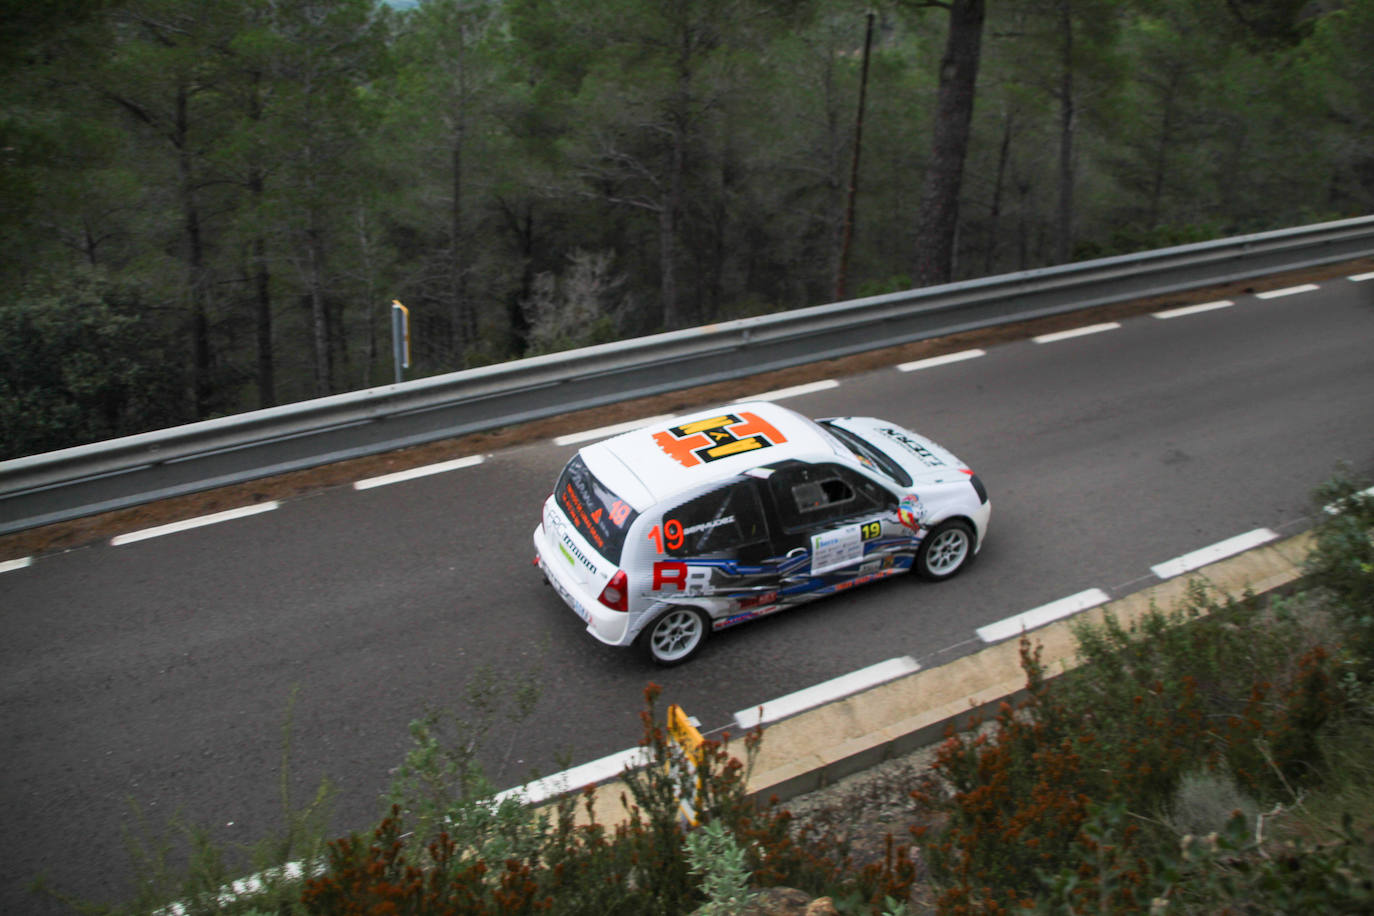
[652,411,788,468]
[897,494,926,533]
[878,427,945,467]
[810,524,864,575]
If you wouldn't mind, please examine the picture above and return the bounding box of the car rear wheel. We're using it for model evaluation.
[915,519,975,580]
[643,607,709,665]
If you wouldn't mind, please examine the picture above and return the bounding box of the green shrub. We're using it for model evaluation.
[913,580,1345,913]
[302,684,907,915]
[1308,472,1374,669]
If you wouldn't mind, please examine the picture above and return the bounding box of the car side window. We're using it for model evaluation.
[663,481,769,558]
[769,463,885,531]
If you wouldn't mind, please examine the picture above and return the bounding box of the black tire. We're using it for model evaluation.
[642,606,710,665]
[915,519,975,581]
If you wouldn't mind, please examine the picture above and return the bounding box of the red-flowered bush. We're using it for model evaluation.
[302,684,913,915]
[913,583,1345,914]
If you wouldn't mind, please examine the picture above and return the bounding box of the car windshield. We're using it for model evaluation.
[818,421,913,487]
[554,455,640,563]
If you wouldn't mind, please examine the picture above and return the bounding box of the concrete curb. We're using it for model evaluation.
[565,529,1314,827]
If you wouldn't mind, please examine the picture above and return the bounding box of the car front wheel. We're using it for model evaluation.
[915,519,975,580]
[642,607,709,665]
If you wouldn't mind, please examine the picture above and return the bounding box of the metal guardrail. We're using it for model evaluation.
[3,215,1372,535]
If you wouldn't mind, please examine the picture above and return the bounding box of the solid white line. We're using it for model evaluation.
[110,502,280,546]
[1256,283,1319,299]
[733,656,919,731]
[1153,299,1234,320]
[1150,528,1278,579]
[897,349,986,372]
[494,747,651,807]
[976,589,1111,644]
[1032,322,1120,344]
[352,454,484,490]
[737,379,839,402]
[0,556,34,574]
[553,415,674,447]
[1351,272,1374,282]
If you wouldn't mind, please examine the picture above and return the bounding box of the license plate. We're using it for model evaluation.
[549,568,590,622]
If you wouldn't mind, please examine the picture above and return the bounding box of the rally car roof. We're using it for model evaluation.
[579,401,848,508]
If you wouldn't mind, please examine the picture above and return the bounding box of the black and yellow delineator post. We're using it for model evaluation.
[666,703,705,827]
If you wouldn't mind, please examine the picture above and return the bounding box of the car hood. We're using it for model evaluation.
[823,416,971,485]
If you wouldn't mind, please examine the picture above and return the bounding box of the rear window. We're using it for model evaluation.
[554,455,640,563]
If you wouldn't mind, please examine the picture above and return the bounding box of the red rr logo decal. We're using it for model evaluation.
[652,411,788,468]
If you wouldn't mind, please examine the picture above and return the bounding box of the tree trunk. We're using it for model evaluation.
[248,71,275,409]
[1055,0,1076,264]
[451,127,472,352]
[1147,69,1182,229]
[911,0,986,288]
[175,84,213,418]
[307,208,332,396]
[985,109,1014,274]
[252,231,274,407]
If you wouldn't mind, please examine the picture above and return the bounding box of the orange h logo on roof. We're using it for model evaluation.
[652,411,788,467]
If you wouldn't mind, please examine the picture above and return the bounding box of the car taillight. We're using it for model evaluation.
[598,570,629,612]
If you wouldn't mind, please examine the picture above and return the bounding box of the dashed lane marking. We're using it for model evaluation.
[1032,322,1121,344]
[553,416,675,447]
[976,589,1111,644]
[0,556,33,574]
[1153,299,1234,319]
[110,502,280,546]
[733,656,920,730]
[1351,272,1374,282]
[352,454,484,490]
[896,349,986,372]
[494,747,651,807]
[1150,528,1278,579]
[1256,283,1319,299]
[736,379,840,402]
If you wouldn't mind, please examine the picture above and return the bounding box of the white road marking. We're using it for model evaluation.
[736,379,840,402]
[1153,299,1234,319]
[1032,322,1121,344]
[1322,485,1374,516]
[0,556,34,574]
[1150,528,1278,579]
[1256,283,1319,299]
[732,656,920,731]
[976,589,1111,644]
[1351,272,1374,282]
[897,349,986,372]
[110,502,280,546]
[494,747,651,807]
[352,454,484,490]
[553,415,674,447]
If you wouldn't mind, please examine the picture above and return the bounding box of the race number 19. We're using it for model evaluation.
[648,519,684,553]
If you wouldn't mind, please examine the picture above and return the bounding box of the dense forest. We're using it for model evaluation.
[2,0,1371,459]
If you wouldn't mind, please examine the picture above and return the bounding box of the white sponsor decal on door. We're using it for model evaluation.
[811,524,864,575]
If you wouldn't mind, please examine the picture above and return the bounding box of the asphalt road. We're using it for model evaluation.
[3,275,1373,912]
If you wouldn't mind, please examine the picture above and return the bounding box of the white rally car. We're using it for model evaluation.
[533,402,990,665]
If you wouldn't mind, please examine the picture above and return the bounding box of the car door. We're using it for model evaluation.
[763,462,900,596]
[646,479,781,615]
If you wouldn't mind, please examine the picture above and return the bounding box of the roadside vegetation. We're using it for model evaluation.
[42,474,1374,914]
[6,1,1374,457]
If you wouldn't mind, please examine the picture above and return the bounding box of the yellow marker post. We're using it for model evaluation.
[666,703,705,826]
